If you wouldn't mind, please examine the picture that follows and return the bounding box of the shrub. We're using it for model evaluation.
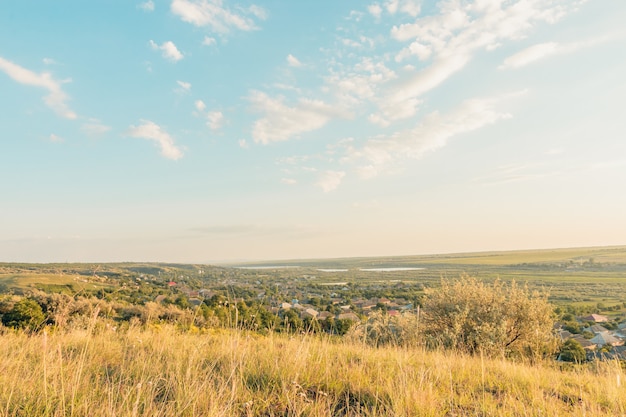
[559,339,586,363]
[421,275,557,359]
[1,298,45,331]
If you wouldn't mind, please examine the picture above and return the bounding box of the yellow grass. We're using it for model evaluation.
[0,323,625,416]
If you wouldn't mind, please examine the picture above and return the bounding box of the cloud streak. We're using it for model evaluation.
[0,56,77,119]
[500,35,618,69]
[126,120,184,160]
[347,93,520,179]
[250,91,337,144]
[171,0,266,33]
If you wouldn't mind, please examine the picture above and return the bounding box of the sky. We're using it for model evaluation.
[1,0,625,263]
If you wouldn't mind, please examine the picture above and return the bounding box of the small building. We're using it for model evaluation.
[589,332,622,347]
[337,312,360,322]
[581,314,609,323]
[301,308,319,319]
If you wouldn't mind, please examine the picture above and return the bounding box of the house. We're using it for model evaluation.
[301,308,319,319]
[337,312,360,322]
[318,311,333,321]
[558,329,574,340]
[581,314,609,323]
[585,324,609,334]
[589,331,622,347]
[570,335,596,350]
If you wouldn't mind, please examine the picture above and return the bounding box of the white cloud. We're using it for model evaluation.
[0,56,77,119]
[370,0,585,123]
[499,35,616,69]
[48,134,64,143]
[149,40,184,62]
[249,91,336,144]
[373,54,469,124]
[326,57,396,111]
[139,1,155,11]
[194,100,206,112]
[385,0,421,16]
[175,80,192,93]
[286,54,302,68]
[238,139,249,149]
[81,121,111,136]
[316,171,345,192]
[499,42,559,69]
[42,58,56,65]
[126,120,184,160]
[367,4,383,19]
[248,4,268,20]
[281,178,297,185]
[202,36,217,46]
[349,94,518,178]
[206,111,224,130]
[171,0,265,33]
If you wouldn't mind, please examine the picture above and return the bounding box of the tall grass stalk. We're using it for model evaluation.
[0,323,624,416]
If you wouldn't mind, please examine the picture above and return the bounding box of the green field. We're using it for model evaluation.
[2,245,626,309]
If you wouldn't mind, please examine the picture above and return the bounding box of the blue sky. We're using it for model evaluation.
[1,0,625,263]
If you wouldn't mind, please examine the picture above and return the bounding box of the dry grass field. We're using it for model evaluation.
[1,322,625,416]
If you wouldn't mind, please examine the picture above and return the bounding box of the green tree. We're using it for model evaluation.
[1,298,45,331]
[559,339,586,363]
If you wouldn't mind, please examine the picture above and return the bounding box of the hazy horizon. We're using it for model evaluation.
[2,1,625,263]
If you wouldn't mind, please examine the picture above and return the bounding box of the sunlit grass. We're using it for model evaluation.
[1,323,625,416]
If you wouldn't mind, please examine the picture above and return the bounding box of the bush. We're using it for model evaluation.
[559,339,586,363]
[1,298,45,331]
[421,275,557,359]
[345,311,420,347]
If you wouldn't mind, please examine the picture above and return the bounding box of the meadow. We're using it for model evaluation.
[1,323,625,417]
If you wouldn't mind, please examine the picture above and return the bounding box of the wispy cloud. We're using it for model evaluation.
[361,0,586,124]
[206,111,224,130]
[499,35,618,70]
[316,170,345,192]
[194,100,206,112]
[249,90,337,144]
[126,120,184,160]
[81,120,111,136]
[149,40,184,62]
[171,0,266,33]
[138,0,155,12]
[347,93,520,179]
[175,80,192,93]
[202,36,217,46]
[0,56,77,119]
[48,133,64,143]
[286,54,302,68]
[368,1,421,18]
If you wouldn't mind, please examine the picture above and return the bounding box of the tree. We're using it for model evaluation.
[559,339,586,363]
[421,275,557,359]
[1,298,45,331]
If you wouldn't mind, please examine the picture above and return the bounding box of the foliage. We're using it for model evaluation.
[421,275,557,358]
[346,311,420,347]
[559,339,587,363]
[1,298,45,330]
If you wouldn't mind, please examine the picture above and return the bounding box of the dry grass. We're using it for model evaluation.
[0,323,625,416]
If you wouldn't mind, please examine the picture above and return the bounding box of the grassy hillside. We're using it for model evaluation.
[0,323,624,416]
